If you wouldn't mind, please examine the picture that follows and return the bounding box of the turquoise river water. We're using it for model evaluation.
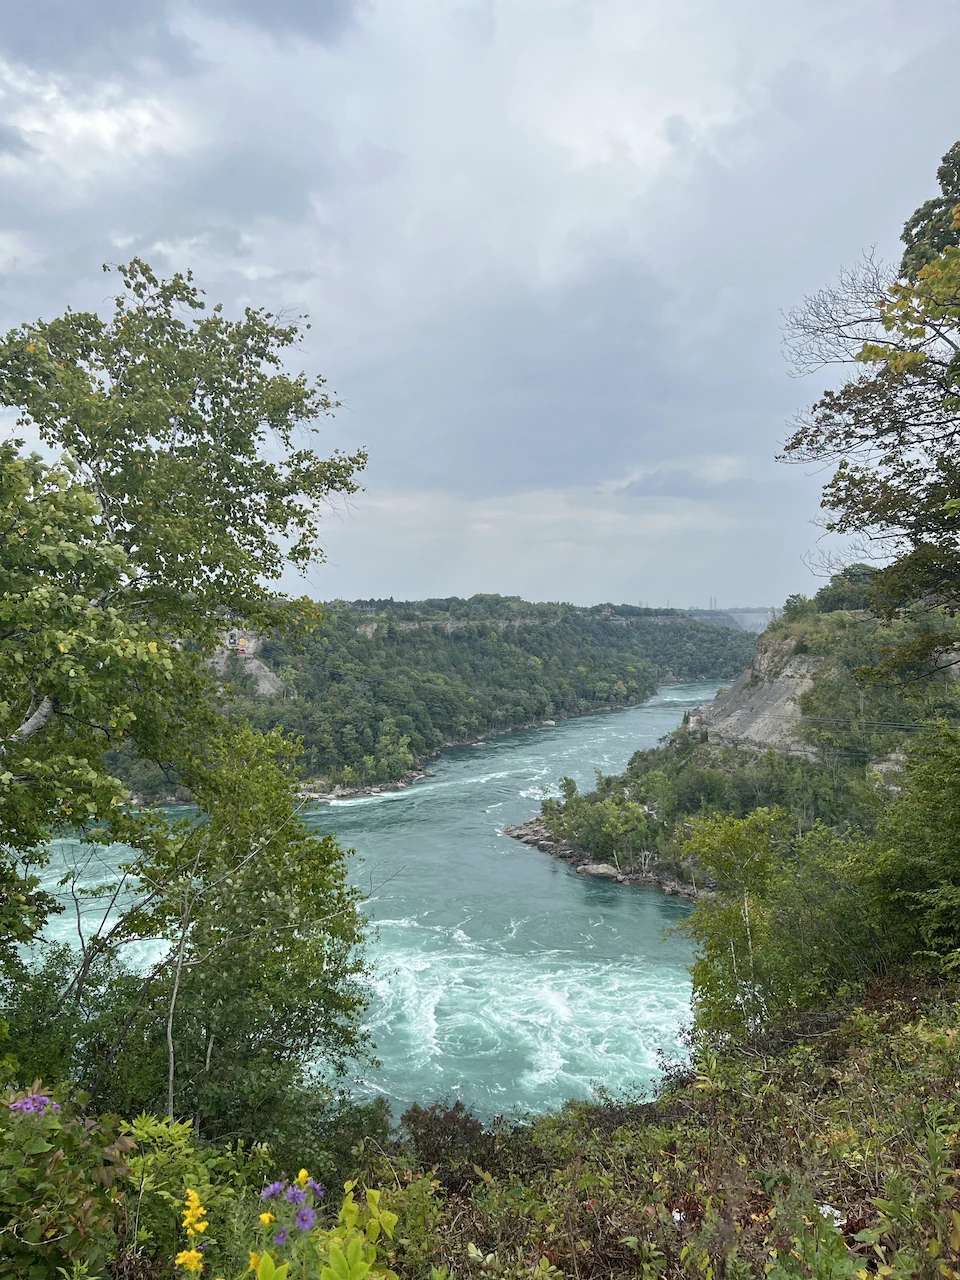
[42,681,719,1120]
[306,681,719,1118]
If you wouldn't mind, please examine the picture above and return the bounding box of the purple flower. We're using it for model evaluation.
[260,1181,285,1200]
[8,1093,60,1117]
[295,1206,316,1232]
[285,1185,306,1205]
[273,1229,288,1246]
[308,1179,325,1200]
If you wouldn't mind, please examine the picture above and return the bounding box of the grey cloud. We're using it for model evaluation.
[619,471,763,502]
[0,0,358,77]
[0,122,33,156]
[0,0,191,75]
[1,0,960,606]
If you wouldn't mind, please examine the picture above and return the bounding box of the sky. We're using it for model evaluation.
[1,1,959,609]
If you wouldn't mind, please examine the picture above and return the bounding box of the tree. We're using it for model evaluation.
[813,563,878,613]
[899,140,960,277]
[781,144,960,677]
[0,262,371,1136]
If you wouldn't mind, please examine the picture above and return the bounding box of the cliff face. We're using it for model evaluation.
[687,634,820,759]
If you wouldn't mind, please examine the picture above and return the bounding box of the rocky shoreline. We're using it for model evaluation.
[502,817,709,901]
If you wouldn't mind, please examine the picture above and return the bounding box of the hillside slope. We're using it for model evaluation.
[527,610,960,886]
[687,634,819,758]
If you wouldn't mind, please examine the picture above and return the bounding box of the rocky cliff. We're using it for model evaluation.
[687,633,820,759]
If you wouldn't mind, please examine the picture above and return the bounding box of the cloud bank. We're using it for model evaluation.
[1,0,959,605]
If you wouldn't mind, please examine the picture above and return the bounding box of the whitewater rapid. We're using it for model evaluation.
[306,682,719,1117]
[40,683,719,1119]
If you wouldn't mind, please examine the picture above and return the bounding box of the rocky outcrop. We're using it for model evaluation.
[502,818,707,900]
[211,629,283,697]
[686,635,820,759]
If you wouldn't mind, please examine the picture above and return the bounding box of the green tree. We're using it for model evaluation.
[814,563,878,613]
[0,259,366,921]
[0,262,371,1143]
[782,142,960,677]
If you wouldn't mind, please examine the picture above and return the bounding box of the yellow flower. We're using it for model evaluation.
[259,1212,275,1226]
[249,1253,261,1273]
[296,1168,310,1187]
[175,1248,204,1274]
[182,1188,209,1237]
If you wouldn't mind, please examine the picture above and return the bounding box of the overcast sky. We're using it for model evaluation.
[1,0,958,608]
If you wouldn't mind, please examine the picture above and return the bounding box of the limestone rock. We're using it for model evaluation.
[576,862,623,881]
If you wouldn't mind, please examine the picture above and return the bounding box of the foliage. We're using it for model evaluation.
[119,1113,272,1273]
[782,140,960,678]
[4,722,371,1170]
[899,140,960,277]
[0,259,365,932]
[346,983,960,1278]
[0,264,371,1174]
[540,607,960,885]
[203,602,756,793]
[229,1177,399,1280]
[0,1084,133,1279]
[677,719,960,1033]
[814,564,878,614]
[400,1101,496,1193]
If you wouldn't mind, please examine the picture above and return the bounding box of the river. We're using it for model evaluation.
[307,681,719,1119]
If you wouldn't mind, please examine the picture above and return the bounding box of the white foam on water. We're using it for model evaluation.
[34,682,718,1121]
[360,914,693,1117]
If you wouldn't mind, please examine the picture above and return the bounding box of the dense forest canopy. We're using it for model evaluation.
[216,599,757,792]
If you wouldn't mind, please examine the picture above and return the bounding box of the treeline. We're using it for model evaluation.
[223,602,757,788]
[343,593,738,624]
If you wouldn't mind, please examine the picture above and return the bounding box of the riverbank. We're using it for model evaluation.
[298,704,651,804]
[502,816,709,900]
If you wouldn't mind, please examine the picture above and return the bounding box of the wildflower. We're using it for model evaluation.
[295,1206,316,1232]
[285,1185,306,1205]
[248,1253,261,1272]
[258,1212,275,1226]
[307,1179,325,1200]
[260,1181,285,1200]
[8,1092,60,1116]
[274,1228,288,1245]
[296,1168,310,1187]
[182,1189,209,1238]
[818,1204,844,1227]
[175,1248,204,1274]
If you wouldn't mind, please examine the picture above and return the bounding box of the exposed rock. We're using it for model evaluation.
[576,862,623,881]
[687,635,819,758]
[210,629,283,697]
[503,818,709,899]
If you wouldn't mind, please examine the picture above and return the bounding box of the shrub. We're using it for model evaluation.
[0,1084,133,1279]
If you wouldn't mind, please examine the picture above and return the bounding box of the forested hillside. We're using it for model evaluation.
[225,599,756,788]
[536,600,960,881]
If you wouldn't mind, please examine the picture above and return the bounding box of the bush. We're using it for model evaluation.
[0,1084,133,1279]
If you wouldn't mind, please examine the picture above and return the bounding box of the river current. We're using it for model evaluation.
[309,681,719,1118]
[41,681,718,1120]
